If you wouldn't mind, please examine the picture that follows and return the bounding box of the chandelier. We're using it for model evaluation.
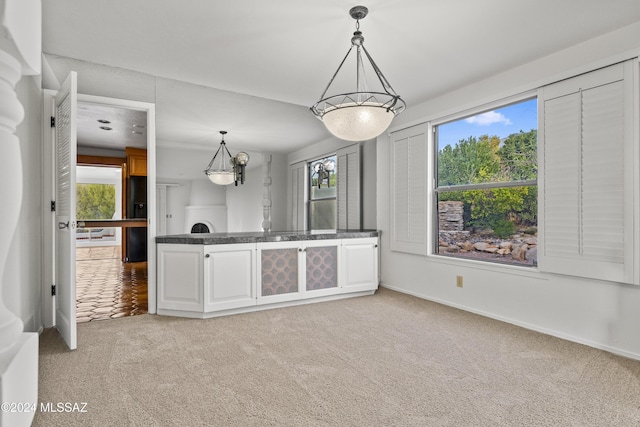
[204,131,250,186]
[310,5,405,141]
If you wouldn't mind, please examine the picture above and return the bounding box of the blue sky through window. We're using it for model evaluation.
[437,98,537,150]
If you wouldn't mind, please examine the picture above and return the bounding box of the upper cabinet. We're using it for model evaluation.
[126,147,147,177]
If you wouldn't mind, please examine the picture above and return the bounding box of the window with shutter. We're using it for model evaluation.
[289,144,362,232]
[539,60,638,284]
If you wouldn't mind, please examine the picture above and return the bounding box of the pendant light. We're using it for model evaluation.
[204,131,250,186]
[310,5,405,141]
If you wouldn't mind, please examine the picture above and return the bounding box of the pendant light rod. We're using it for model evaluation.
[204,130,232,172]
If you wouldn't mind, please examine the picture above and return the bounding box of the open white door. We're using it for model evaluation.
[54,72,78,350]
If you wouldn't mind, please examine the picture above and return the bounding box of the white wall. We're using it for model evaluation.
[3,75,42,333]
[377,22,640,359]
[226,166,264,232]
[269,153,288,231]
[189,179,226,206]
[225,153,289,232]
[157,145,289,233]
[160,179,191,235]
[44,54,156,103]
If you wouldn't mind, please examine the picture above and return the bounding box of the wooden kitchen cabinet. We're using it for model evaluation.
[125,147,147,176]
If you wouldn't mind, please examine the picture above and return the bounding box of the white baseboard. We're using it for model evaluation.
[22,310,40,334]
[158,290,377,319]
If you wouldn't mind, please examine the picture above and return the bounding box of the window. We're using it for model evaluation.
[290,144,361,232]
[75,165,122,245]
[308,155,337,230]
[434,97,538,266]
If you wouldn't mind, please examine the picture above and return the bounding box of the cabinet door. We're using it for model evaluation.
[126,147,147,176]
[257,241,303,304]
[204,244,256,312]
[303,239,341,298]
[129,154,147,176]
[341,238,379,292]
[157,244,203,311]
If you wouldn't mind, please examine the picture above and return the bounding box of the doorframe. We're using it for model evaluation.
[42,92,157,327]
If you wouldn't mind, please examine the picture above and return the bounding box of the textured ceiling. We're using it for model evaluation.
[42,0,640,155]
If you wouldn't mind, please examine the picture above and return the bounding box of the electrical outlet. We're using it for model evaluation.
[456,276,463,288]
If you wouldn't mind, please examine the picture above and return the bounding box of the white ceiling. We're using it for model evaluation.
[77,101,148,149]
[42,0,640,154]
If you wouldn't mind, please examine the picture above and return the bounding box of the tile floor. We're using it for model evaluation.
[76,246,148,322]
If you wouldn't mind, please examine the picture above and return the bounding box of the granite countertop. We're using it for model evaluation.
[156,230,379,245]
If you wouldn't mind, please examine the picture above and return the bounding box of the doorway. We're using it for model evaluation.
[74,165,148,322]
[43,87,157,344]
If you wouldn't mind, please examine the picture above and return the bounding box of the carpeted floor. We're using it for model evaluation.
[34,287,640,426]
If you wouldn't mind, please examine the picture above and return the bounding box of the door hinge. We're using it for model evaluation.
[51,201,56,212]
[51,285,56,296]
[50,116,55,128]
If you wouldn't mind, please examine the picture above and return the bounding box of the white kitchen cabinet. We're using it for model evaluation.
[156,233,379,318]
[256,239,343,304]
[257,241,304,304]
[157,244,203,312]
[204,243,256,312]
[303,240,341,298]
[341,237,379,292]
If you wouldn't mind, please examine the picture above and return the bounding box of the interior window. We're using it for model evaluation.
[434,98,538,266]
[76,165,121,244]
[308,155,337,230]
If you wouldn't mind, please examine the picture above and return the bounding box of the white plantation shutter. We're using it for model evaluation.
[541,90,581,257]
[390,123,428,255]
[290,161,306,231]
[336,143,361,230]
[539,60,638,284]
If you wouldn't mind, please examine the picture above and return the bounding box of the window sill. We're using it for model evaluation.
[427,253,549,280]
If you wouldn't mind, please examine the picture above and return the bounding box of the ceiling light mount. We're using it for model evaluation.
[310,5,405,142]
[349,5,368,21]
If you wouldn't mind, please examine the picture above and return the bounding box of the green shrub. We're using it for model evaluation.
[490,219,516,239]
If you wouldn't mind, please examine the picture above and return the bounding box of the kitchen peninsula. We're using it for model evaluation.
[156,230,379,318]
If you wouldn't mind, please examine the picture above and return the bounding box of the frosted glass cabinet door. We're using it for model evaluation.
[204,243,256,312]
[304,240,340,297]
[257,242,303,304]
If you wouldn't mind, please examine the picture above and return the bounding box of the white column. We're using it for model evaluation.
[262,154,272,232]
[0,45,25,352]
[0,2,41,426]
